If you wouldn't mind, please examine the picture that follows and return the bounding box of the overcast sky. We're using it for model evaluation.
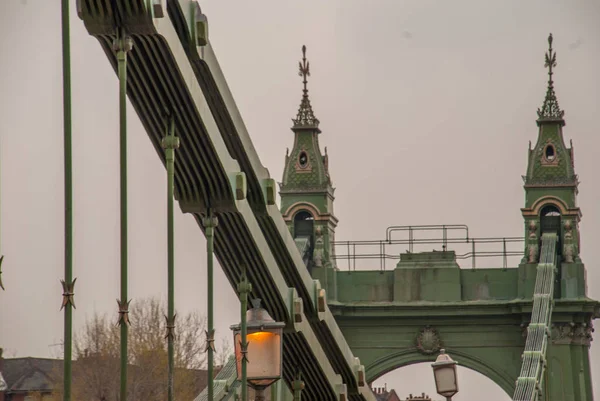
[1,1,599,400]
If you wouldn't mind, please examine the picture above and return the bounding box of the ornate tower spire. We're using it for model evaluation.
[292,45,320,130]
[522,34,582,268]
[537,33,564,121]
[281,44,337,279]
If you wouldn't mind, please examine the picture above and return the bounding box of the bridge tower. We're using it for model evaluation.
[521,33,581,268]
[279,46,338,282]
[519,34,594,400]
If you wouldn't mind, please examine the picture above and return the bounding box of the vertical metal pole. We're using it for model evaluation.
[346,242,350,271]
[163,117,179,401]
[113,30,133,401]
[237,269,252,401]
[61,0,73,399]
[472,241,476,270]
[443,225,447,250]
[202,212,218,400]
[503,238,507,270]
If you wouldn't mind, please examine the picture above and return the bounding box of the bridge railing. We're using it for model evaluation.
[333,225,525,271]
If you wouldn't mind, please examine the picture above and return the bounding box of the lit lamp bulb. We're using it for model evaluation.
[231,299,285,400]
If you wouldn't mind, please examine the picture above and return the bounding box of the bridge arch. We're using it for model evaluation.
[365,349,515,397]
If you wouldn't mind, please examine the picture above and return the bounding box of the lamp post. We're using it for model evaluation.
[431,349,459,401]
[231,298,285,401]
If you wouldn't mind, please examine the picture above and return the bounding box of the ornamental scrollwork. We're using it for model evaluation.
[551,321,594,346]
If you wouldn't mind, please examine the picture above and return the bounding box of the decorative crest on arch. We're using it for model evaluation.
[537,33,564,121]
[415,326,441,355]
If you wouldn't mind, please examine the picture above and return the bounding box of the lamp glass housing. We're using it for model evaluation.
[234,328,282,388]
[231,299,285,390]
[432,350,458,398]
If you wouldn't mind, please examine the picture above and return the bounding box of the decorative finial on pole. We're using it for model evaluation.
[298,45,310,95]
[293,45,320,129]
[537,33,564,121]
[545,33,556,86]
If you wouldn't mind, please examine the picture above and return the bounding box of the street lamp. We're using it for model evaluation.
[231,298,285,401]
[431,349,459,401]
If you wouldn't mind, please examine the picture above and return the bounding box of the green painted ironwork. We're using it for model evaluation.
[237,269,252,401]
[203,212,218,401]
[73,9,598,400]
[282,32,597,401]
[513,233,557,401]
[61,0,74,399]
[537,34,564,121]
[292,372,304,401]
[163,116,179,401]
[332,225,524,271]
[113,29,133,401]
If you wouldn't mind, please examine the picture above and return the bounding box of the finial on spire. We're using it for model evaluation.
[292,45,320,129]
[537,33,564,121]
[299,45,310,94]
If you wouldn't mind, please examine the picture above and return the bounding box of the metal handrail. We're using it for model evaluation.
[333,224,525,271]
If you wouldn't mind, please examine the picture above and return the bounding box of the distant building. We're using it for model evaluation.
[0,348,210,401]
[371,386,401,401]
[0,348,61,401]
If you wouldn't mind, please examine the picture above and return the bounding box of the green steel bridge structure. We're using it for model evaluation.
[2,1,598,401]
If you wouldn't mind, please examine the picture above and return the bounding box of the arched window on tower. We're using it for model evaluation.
[294,210,315,270]
[294,211,314,238]
[540,204,561,250]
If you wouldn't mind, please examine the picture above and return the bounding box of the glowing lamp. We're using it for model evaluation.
[231,299,285,390]
[431,349,459,400]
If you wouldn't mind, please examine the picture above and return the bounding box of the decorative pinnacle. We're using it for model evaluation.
[537,33,564,120]
[292,45,320,129]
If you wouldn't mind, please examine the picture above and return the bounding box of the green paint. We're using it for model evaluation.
[163,117,179,401]
[237,271,252,401]
[61,0,73,399]
[114,30,133,401]
[292,374,304,401]
[280,35,598,401]
[280,47,338,276]
[203,213,218,401]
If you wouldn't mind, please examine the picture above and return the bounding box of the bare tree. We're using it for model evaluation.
[53,297,217,401]
[214,337,233,369]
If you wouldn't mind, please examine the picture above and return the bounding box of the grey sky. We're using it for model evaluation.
[1,1,599,400]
